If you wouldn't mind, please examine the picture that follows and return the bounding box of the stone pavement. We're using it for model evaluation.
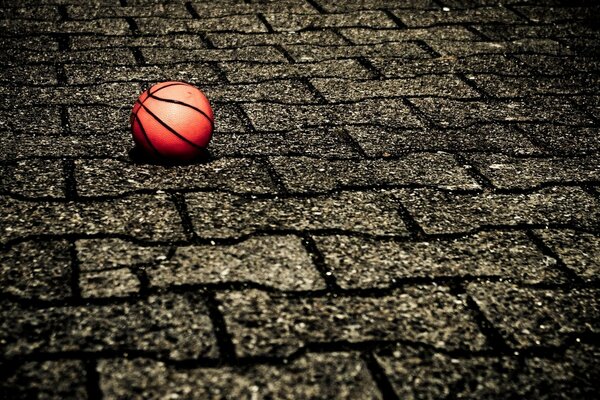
[1,0,599,398]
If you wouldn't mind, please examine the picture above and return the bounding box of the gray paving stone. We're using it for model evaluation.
[513,6,600,23]
[204,80,319,103]
[75,158,277,196]
[286,42,429,62]
[339,26,477,44]
[470,74,599,97]
[190,0,318,17]
[0,240,72,300]
[244,99,423,131]
[217,287,488,357]
[210,129,359,158]
[428,39,569,57]
[469,154,600,189]
[315,231,562,289]
[148,235,325,291]
[0,65,57,85]
[66,4,190,19]
[264,11,396,32]
[76,238,168,271]
[0,159,64,198]
[375,343,600,399]
[345,124,542,156]
[0,48,136,65]
[219,59,372,83]
[396,186,600,234]
[311,75,479,101]
[411,97,593,127]
[0,293,217,359]
[0,107,62,135]
[208,31,346,48]
[0,36,59,51]
[70,34,207,50]
[518,124,600,154]
[141,46,288,64]
[185,190,410,239]
[99,353,380,400]
[0,83,140,106]
[317,0,436,12]
[467,282,600,347]
[0,360,88,400]
[0,133,131,161]
[68,106,129,134]
[212,103,248,133]
[393,7,522,27]
[270,153,479,192]
[369,55,529,77]
[0,19,131,35]
[65,63,220,85]
[473,22,600,41]
[80,268,140,298]
[135,15,268,34]
[536,229,600,282]
[0,194,185,243]
[571,95,600,116]
[515,55,600,75]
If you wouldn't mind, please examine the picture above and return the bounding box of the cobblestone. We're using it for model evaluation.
[1,159,64,198]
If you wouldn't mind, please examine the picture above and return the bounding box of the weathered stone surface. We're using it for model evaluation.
[148,235,324,291]
[396,187,600,234]
[467,282,600,347]
[75,158,277,196]
[0,240,72,300]
[208,31,345,48]
[0,360,88,400]
[269,153,479,192]
[0,159,64,198]
[0,293,217,360]
[0,107,62,135]
[315,231,562,288]
[0,83,140,106]
[428,39,569,57]
[340,26,477,43]
[99,353,381,400]
[204,80,318,103]
[80,268,140,298]
[186,191,410,238]
[393,7,521,27]
[286,42,429,62]
[76,238,168,271]
[0,194,185,243]
[141,46,288,64]
[471,74,599,97]
[68,106,129,134]
[518,124,600,155]
[264,11,396,32]
[218,287,488,357]
[469,154,600,189]
[536,229,600,282]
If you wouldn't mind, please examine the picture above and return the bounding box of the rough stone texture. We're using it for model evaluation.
[0,107,62,135]
[518,124,600,155]
[0,159,65,198]
[148,235,325,291]
[186,191,410,238]
[536,229,600,282]
[286,42,430,62]
[208,31,346,48]
[270,153,480,192]
[0,293,218,360]
[264,11,396,32]
[315,231,562,288]
[99,353,381,400]
[141,46,287,64]
[218,287,488,357]
[76,238,168,271]
[0,194,185,243]
[204,80,319,103]
[75,157,277,196]
[396,187,600,234]
[80,268,140,298]
[467,282,600,347]
[0,240,72,300]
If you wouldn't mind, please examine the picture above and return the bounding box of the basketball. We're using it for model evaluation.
[130,81,214,161]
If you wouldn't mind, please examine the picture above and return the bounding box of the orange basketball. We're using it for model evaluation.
[131,81,214,161]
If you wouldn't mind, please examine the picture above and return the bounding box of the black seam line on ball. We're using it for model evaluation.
[149,92,215,130]
[139,102,206,150]
[133,82,191,120]
[134,112,162,158]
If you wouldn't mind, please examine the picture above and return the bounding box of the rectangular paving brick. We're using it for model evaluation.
[0,240,72,300]
[0,83,139,106]
[207,30,346,48]
[513,6,600,23]
[135,15,268,34]
[185,191,409,238]
[468,154,600,189]
[1,48,136,65]
[393,7,522,27]
[264,11,396,32]
[1,159,65,198]
[99,353,380,399]
[269,153,479,192]
[0,65,57,85]
[0,107,61,135]
[148,235,325,291]
[315,231,563,288]
[311,75,479,101]
[0,293,217,360]
[76,238,167,272]
[318,0,436,12]
[345,124,542,156]
[339,26,477,44]
[470,74,599,97]
[285,42,429,62]
[219,59,372,83]
[80,268,140,298]
[517,124,600,155]
[217,287,488,357]
[0,194,186,243]
[190,0,318,16]
[244,99,423,131]
[515,55,600,75]
[204,80,319,103]
[69,34,207,50]
[0,36,59,51]
[75,158,277,196]
[396,187,600,234]
[141,46,288,64]
[411,97,593,127]
[66,4,190,19]
[536,229,600,282]
[428,39,570,57]
[0,19,131,35]
[68,106,129,134]
[467,282,600,348]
